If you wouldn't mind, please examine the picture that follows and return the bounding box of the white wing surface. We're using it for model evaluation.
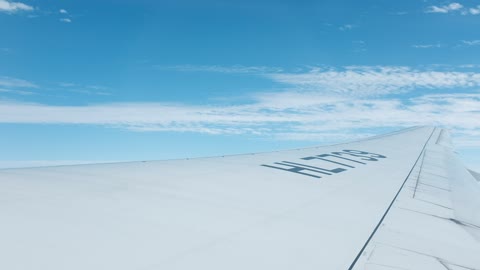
[0,126,479,269]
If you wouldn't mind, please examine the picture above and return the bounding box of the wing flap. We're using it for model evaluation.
[352,128,480,270]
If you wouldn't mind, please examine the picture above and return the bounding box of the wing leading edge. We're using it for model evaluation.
[0,126,478,269]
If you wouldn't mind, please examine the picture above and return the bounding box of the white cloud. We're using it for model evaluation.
[59,9,67,14]
[412,44,442,49]
[59,82,76,87]
[469,5,480,15]
[425,2,480,15]
[461,40,480,46]
[265,66,480,96]
[57,82,110,95]
[0,76,37,96]
[166,65,480,96]
[68,89,111,96]
[339,24,355,31]
[0,88,34,95]
[412,40,480,48]
[60,18,71,23]
[447,2,463,10]
[161,65,283,74]
[0,76,37,88]
[352,40,367,52]
[0,0,33,13]
[0,92,479,147]
[1,66,480,150]
[426,2,463,13]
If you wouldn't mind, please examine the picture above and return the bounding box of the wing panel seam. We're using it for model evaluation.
[347,127,437,270]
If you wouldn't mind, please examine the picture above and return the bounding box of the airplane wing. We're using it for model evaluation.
[1,126,479,270]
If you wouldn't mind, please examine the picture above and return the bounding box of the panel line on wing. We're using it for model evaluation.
[347,127,437,270]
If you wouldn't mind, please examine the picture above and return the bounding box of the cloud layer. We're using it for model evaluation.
[0,92,479,147]
[1,66,479,148]
[266,66,480,96]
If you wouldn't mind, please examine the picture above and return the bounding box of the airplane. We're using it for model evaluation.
[0,126,479,269]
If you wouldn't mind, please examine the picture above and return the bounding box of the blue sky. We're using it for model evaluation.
[1,0,480,170]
